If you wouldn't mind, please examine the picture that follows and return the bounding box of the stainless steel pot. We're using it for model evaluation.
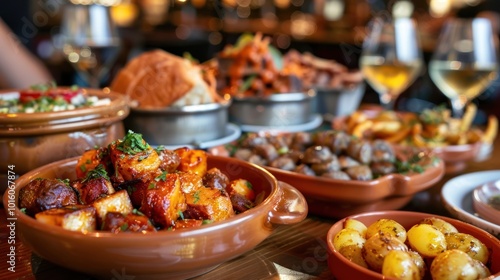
[228,91,316,127]
[124,101,230,146]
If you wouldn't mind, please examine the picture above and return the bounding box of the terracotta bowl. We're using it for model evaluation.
[0,88,129,192]
[326,210,500,280]
[266,160,444,219]
[3,155,308,280]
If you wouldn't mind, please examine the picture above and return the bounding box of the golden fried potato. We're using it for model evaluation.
[445,232,490,264]
[430,249,482,280]
[483,115,499,144]
[333,228,366,251]
[338,244,369,268]
[343,218,367,237]
[365,218,407,243]
[407,224,446,258]
[418,217,458,235]
[362,232,408,272]
[382,250,421,280]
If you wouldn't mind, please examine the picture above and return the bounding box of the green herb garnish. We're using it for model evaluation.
[82,164,109,182]
[116,130,149,155]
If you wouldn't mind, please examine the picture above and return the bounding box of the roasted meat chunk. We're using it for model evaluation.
[19,178,78,216]
[101,212,156,233]
[302,145,334,164]
[157,147,181,173]
[140,173,186,228]
[203,168,230,194]
[226,179,255,213]
[75,147,112,179]
[72,165,115,204]
[345,165,373,181]
[184,187,235,222]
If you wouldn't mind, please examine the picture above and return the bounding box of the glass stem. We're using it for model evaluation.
[380,92,396,110]
[450,97,466,118]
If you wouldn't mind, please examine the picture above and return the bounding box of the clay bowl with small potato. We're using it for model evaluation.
[3,155,308,280]
[326,210,500,280]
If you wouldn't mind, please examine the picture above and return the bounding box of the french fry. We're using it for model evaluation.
[459,103,477,132]
[372,120,402,136]
[352,120,373,139]
[411,123,428,147]
[347,111,368,133]
[383,125,412,143]
[483,115,499,144]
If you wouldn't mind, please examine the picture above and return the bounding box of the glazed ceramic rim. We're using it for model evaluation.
[4,155,281,240]
[0,88,129,136]
[264,159,445,204]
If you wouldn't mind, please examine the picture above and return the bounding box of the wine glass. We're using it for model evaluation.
[359,16,423,110]
[429,18,498,118]
[56,3,121,88]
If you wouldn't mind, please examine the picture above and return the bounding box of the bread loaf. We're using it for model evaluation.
[111,50,216,108]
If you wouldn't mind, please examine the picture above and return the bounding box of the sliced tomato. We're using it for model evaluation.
[18,90,43,103]
[19,87,81,103]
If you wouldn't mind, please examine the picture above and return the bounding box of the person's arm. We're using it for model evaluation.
[0,19,53,89]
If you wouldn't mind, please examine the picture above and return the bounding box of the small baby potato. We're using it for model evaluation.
[365,218,407,243]
[419,217,458,235]
[362,232,408,272]
[333,228,366,251]
[407,224,446,258]
[382,250,421,280]
[445,232,490,265]
[430,249,481,280]
[343,218,368,237]
[407,250,426,279]
[472,258,492,278]
[338,244,369,268]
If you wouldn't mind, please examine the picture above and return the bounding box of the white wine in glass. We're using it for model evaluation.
[360,16,423,110]
[429,18,498,118]
[58,4,121,88]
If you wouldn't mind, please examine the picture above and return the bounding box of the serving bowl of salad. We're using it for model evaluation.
[0,84,129,192]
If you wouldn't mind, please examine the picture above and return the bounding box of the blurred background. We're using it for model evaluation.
[1,0,499,122]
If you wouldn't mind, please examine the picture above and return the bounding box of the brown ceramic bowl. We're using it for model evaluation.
[3,155,308,280]
[0,88,129,192]
[326,210,500,280]
[266,159,444,218]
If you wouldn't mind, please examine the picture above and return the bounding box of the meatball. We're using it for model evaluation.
[19,178,78,216]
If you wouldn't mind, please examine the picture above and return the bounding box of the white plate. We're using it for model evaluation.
[239,114,323,133]
[441,170,500,238]
[153,123,241,150]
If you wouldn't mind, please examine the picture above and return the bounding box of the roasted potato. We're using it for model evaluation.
[418,217,458,235]
[430,249,488,280]
[362,232,408,272]
[365,218,407,243]
[333,228,366,252]
[381,250,421,280]
[92,189,134,225]
[445,232,489,264]
[407,223,446,258]
[35,205,96,232]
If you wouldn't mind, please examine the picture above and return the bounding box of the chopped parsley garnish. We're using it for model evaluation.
[82,164,109,182]
[132,209,145,216]
[178,210,185,220]
[193,191,200,204]
[155,171,167,182]
[120,223,129,231]
[202,219,213,225]
[116,131,149,155]
[245,181,253,190]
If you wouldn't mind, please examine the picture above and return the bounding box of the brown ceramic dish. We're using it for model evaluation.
[326,210,500,280]
[0,88,129,193]
[265,159,445,218]
[3,155,307,280]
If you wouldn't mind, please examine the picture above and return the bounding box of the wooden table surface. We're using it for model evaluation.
[1,134,499,280]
